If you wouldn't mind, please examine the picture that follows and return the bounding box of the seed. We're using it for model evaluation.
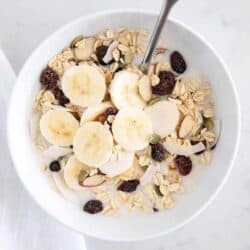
[78,170,88,185]
[70,35,84,48]
[49,160,61,172]
[147,97,161,106]
[175,155,192,176]
[151,143,167,162]
[83,200,103,214]
[203,117,214,130]
[152,71,176,95]
[149,133,161,144]
[117,179,140,193]
[170,51,187,74]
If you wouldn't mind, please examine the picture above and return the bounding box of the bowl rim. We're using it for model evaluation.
[7,8,241,241]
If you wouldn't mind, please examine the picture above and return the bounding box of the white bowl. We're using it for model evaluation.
[7,10,241,241]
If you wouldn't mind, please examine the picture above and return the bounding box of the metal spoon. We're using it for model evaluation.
[141,0,178,73]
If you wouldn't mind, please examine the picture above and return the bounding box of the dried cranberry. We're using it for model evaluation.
[40,66,59,90]
[151,143,167,162]
[190,140,207,155]
[117,179,140,193]
[95,45,113,65]
[83,200,103,214]
[175,155,192,176]
[170,51,187,74]
[152,71,176,95]
[53,88,70,106]
[49,161,61,172]
[96,107,118,123]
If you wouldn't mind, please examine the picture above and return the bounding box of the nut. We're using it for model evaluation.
[82,175,105,187]
[179,115,195,138]
[74,37,96,60]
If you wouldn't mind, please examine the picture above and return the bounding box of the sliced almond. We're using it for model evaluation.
[179,115,195,138]
[82,175,105,187]
[138,75,152,102]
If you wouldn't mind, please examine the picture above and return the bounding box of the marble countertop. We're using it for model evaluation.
[0,0,249,249]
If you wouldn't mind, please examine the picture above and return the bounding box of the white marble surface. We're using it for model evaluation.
[0,0,250,249]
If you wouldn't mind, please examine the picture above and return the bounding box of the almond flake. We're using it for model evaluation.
[83,175,105,187]
[138,75,152,101]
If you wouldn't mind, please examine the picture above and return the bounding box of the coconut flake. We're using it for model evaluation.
[102,41,118,64]
[42,145,72,159]
[98,150,134,177]
[164,140,206,156]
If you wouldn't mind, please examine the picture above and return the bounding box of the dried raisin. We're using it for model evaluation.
[170,51,187,74]
[152,71,176,95]
[49,161,61,172]
[117,179,140,193]
[151,143,167,162]
[40,66,59,90]
[83,200,103,214]
[175,155,192,176]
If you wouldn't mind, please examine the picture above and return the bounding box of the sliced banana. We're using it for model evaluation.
[145,100,180,138]
[109,70,146,109]
[112,108,152,151]
[64,156,89,191]
[99,150,135,177]
[80,101,112,125]
[73,121,113,167]
[40,110,79,146]
[61,64,106,107]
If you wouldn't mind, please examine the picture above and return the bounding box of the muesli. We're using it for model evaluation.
[30,28,219,215]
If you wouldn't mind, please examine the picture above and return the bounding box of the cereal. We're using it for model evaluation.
[30,28,218,216]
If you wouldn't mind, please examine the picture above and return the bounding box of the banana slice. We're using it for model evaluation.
[80,101,112,125]
[61,64,106,107]
[64,156,89,191]
[99,150,135,177]
[112,108,152,151]
[40,110,79,146]
[145,100,180,138]
[73,121,113,167]
[109,70,146,109]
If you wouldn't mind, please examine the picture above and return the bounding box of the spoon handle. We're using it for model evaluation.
[141,0,178,72]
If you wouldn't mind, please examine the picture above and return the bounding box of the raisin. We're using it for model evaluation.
[175,155,192,176]
[117,179,140,193]
[40,66,59,90]
[151,143,167,162]
[152,71,176,95]
[96,107,118,123]
[95,45,114,65]
[170,51,187,74]
[190,140,207,155]
[53,88,70,106]
[83,200,103,214]
[49,161,61,172]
